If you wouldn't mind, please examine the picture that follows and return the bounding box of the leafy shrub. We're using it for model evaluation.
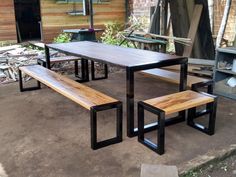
[53,33,71,43]
[101,22,124,46]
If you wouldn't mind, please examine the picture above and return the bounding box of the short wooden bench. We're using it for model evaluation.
[141,69,214,94]
[138,90,217,155]
[18,65,122,150]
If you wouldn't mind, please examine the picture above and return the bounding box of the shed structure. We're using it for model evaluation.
[0,0,126,43]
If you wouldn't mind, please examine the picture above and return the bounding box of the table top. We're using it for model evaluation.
[63,29,104,33]
[46,41,186,69]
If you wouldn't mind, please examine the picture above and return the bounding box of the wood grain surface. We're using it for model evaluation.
[141,68,209,87]
[0,0,17,42]
[144,90,214,115]
[40,56,80,62]
[20,65,118,110]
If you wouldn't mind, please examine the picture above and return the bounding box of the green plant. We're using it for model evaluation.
[53,33,71,43]
[101,22,124,45]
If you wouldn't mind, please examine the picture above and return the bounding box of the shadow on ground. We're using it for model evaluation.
[0,72,235,177]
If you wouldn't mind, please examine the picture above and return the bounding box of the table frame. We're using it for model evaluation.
[44,44,188,138]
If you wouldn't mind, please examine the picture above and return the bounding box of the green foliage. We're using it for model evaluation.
[101,22,124,46]
[53,33,71,43]
[101,16,149,48]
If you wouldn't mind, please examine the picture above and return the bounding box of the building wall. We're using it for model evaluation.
[41,0,126,42]
[213,0,236,42]
[129,0,236,43]
[0,0,125,43]
[0,0,17,43]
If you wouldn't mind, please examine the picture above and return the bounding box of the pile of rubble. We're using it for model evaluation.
[0,44,44,84]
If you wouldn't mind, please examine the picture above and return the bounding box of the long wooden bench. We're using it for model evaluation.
[141,68,214,94]
[18,65,122,150]
[29,41,108,81]
[138,90,217,155]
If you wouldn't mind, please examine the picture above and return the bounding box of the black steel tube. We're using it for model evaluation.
[89,0,94,28]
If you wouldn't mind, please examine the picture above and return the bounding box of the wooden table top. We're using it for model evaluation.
[46,41,185,68]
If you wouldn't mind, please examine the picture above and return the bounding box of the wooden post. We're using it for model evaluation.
[149,1,161,34]
[169,0,215,59]
[216,0,232,49]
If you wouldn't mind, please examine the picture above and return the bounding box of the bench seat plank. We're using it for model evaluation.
[20,65,117,110]
[141,68,209,87]
[38,56,80,63]
[144,90,214,115]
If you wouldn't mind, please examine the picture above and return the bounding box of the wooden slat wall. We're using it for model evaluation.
[41,0,126,42]
[0,0,17,43]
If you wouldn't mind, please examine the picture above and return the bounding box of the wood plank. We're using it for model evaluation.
[28,41,45,49]
[0,45,21,54]
[141,68,209,87]
[20,65,118,110]
[0,0,17,42]
[144,90,214,115]
[183,4,203,57]
[188,58,215,66]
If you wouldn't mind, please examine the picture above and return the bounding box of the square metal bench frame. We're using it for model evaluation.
[91,61,108,80]
[91,102,123,150]
[18,69,123,150]
[138,94,217,155]
[38,58,108,82]
[191,80,215,119]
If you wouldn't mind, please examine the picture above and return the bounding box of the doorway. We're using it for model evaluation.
[14,0,42,42]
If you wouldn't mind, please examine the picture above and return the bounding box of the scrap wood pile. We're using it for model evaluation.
[0,45,42,84]
[0,44,75,84]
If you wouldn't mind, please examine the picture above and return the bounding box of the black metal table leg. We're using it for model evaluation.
[127,60,189,138]
[178,61,188,121]
[126,69,160,138]
[45,45,51,69]
[126,68,135,137]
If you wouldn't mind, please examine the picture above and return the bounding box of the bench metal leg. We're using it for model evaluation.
[138,102,165,155]
[76,59,90,83]
[90,101,123,150]
[37,59,46,67]
[91,61,108,80]
[74,60,79,77]
[18,69,41,92]
[187,97,217,135]
[191,80,214,118]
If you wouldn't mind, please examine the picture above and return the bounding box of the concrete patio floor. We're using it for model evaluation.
[0,71,235,177]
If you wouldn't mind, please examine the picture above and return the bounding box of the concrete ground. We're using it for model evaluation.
[0,71,236,177]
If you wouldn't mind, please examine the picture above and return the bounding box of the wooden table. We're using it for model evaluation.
[63,29,104,41]
[45,41,188,137]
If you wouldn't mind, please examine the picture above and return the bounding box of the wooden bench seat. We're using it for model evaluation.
[38,55,80,63]
[30,40,108,82]
[141,68,213,93]
[19,65,122,149]
[138,90,217,155]
[144,90,214,115]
